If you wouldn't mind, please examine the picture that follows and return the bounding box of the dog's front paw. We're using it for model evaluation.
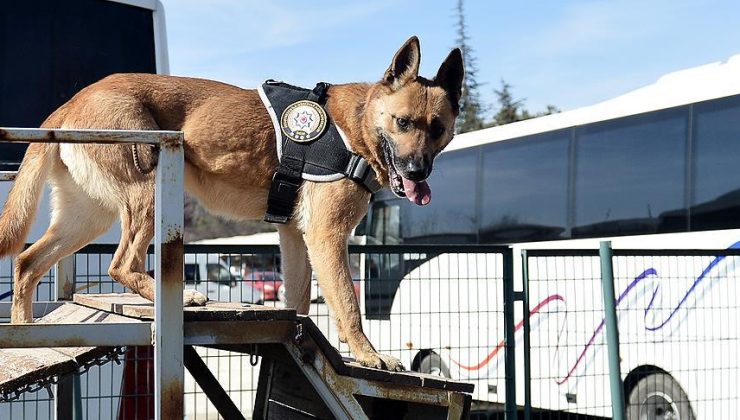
[10,314,34,324]
[378,353,405,371]
[183,289,208,306]
[357,352,405,371]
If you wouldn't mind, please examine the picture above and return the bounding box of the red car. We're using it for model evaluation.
[243,271,284,301]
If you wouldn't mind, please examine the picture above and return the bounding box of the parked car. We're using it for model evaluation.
[184,254,263,304]
[243,270,283,301]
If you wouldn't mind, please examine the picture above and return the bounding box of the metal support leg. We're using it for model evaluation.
[54,255,75,301]
[521,250,532,420]
[183,345,246,420]
[503,248,517,420]
[599,241,625,420]
[154,139,185,420]
[54,255,75,420]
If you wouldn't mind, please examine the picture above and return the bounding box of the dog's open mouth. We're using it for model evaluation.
[382,139,432,206]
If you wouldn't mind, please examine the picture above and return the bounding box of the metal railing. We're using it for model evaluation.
[0,127,185,420]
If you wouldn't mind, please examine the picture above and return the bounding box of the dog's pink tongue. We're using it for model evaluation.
[402,177,431,206]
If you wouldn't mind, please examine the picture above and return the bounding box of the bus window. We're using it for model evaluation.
[365,200,402,319]
[573,107,689,238]
[691,95,740,230]
[479,130,570,243]
[368,201,401,245]
[401,148,479,243]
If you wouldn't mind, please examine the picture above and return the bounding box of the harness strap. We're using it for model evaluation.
[264,147,382,224]
[262,80,383,224]
[264,142,307,224]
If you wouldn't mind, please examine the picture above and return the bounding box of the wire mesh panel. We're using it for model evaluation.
[524,251,613,418]
[0,257,55,304]
[523,248,740,420]
[0,258,56,420]
[0,389,54,420]
[353,246,508,407]
[1,244,507,419]
[612,250,740,420]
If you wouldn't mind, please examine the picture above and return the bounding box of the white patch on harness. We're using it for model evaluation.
[257,85,283,158]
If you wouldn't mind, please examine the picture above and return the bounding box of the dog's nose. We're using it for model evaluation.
[403,159,427,181]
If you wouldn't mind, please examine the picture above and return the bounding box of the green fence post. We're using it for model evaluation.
[503,247,517,420]
[599,241,625,420]
[521,250,531,420]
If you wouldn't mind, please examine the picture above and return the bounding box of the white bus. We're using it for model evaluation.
[355,55,740,419]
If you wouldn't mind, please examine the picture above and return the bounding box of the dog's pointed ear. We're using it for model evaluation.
[384,36,421,89]
[435,48,465,111]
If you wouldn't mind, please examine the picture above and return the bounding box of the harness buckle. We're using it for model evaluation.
[347,156,367,181]
[347,156,382,193]
[264,171,302,224]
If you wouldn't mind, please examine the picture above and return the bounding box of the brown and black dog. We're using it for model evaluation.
[0,36,463,370]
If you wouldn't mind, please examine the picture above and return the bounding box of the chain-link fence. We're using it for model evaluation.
[3,244,738,419]
[0,244,509,419]
[522,247,740,419]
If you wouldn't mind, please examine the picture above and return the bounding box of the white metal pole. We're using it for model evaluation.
[154,136,185,419]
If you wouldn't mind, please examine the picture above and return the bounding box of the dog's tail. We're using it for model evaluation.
[0,143,55,258]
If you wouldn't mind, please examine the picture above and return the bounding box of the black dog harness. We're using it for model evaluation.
[257,80,382,224]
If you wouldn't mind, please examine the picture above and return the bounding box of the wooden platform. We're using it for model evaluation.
[72,294,472,394]
[0,294,474,418]
[73,293,296,321]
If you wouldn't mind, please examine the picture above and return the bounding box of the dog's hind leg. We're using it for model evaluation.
[108,188,156,301]
[11,170,117,323]
[108,188,206,306]
[278,224,312,314]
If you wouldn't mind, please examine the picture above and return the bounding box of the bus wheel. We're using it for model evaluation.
[627,373,694,420]
[419,353,450,378]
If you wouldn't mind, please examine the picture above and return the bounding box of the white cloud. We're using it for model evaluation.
[160,0,397,87]
[164,0,393,64]
[524,0,692,58]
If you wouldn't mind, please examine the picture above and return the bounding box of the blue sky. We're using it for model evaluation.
[161,0,740,115]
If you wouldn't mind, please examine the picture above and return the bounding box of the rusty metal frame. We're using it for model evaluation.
[54,256,76,420]
[0,322,153,347]
[184,320,295,345]
[0,127,182,144]
[54,256,75,301]
[183,345,246,420]
[0,127,475,420]
[0,127,185,420]
[154,131,185,420]
[282,336,469,420]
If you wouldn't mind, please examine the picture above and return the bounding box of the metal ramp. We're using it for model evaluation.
[0,294,473,419]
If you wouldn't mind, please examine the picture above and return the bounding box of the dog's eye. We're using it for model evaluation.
[395,117,410,130]
[430,119,445,139]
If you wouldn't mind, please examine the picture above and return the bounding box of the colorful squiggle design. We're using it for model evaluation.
[450,241,740,383]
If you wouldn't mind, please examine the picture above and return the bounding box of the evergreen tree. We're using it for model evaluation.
[492,80,525,126]
[454,0,485,133]
[490,80,560,126]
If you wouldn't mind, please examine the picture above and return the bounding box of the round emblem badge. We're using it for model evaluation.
[280,100,328,143]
